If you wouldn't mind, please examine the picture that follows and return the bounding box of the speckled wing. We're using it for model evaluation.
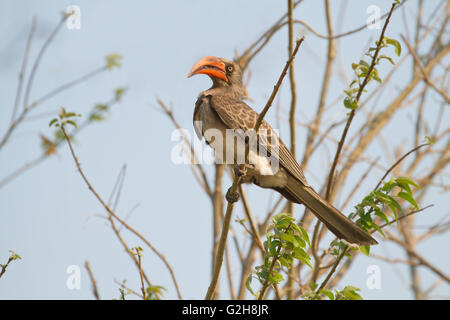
[207,94,308,186]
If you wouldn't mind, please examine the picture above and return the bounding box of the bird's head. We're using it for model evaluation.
[188,56,244,97]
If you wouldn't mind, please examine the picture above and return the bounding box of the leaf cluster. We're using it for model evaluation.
[42,88,126,156]
[352,177,420,255]
[246,213,311,296]
[344,36,402,110]
[305,282,363,300]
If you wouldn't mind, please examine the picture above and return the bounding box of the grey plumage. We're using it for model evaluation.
[189,56,377,246]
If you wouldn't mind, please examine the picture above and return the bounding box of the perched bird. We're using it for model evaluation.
[188,56,377,246]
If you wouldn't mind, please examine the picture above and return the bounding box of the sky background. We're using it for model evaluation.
[0,0,448,300]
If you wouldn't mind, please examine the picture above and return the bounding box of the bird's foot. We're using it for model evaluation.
[226,187,240,203]
[234,164,253,178]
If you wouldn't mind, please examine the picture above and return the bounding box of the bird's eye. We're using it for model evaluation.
[226,65,233,73]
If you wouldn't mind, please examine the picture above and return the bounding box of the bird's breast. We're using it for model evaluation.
[193,96,282,181]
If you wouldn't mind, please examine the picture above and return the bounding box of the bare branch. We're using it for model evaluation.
[401,35,450,103]
[84,261,100,300]
[60,125,182,299]
[11,17,37,123]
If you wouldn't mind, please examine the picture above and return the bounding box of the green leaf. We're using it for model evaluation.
[344,87,359,97]
[385,37,402,56]
[374,209,390,226]
[49,118,58,127]
[385,195,402,221]
[360,245,370,256]
[359,60,370,68]
[309,282,318,291]
[9,250,22,261]
[344,97,358,110]
[268,270,284,284]
[369,221,386,238]
[268,239,280,256]
[60,107,67,118]
[342,286,363,300]
[398,191,419,210]
[66,112,81,118]
[89,113,105,122]
[279,255,293,268]
[95,104,109,111]
[115,87,127,101]
[245,274,256,296]
[65,120,78,128]
[66,120,78,128]
[338,241,347,252]
[424,136,435,145]
[293,247,312,268]
[397,181,412,196]
[373,192,392,204]
[381,179,397,192]
[370,68,382,83]
[275,218,292,229]
[320,289,335,300]
[105,53,123,70]
[280,233,297,246]
[378,54,395,65]
[293,234,306,248]
[396,177,421,190]
[272,213,294,223]
[298,226,311,247]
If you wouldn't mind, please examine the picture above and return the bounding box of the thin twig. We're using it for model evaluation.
[302,0,336,168]
[239,185,265,253]
[387,231,450,283]
[293,1,406,40]
[0,15,67,150]
[325,2,398,201]
[136,250,146,300]
[401,35,450,103]
[286,0,298,299]
[60,125,182,299]
[341,157,380,210]
[22,15,67,112]
[224,243,237,300]
[287,0,298,159]
[157,99,212,197]
[84,261,100,300]
[104,165,158,297]
[11,17,37,123]
[0,254,21,280]
[374,142,430,190]
[376,204,434,230]
[1,65,107,150]
[114,279,143,299]
[0,95,121,189]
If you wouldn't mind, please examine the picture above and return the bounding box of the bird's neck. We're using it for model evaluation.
[205,83,244,100]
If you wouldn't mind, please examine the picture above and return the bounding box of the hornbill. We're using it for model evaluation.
[188,56,377,246]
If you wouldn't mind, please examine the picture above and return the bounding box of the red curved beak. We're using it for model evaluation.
[188,56,227,82]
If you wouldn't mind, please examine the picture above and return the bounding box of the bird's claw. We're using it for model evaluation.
[234,164,251,177]
[226,187,240,203]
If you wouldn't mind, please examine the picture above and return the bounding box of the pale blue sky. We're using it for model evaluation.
[0,0,448,299]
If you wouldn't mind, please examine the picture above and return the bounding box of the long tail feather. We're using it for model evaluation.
[281,176,378,246]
